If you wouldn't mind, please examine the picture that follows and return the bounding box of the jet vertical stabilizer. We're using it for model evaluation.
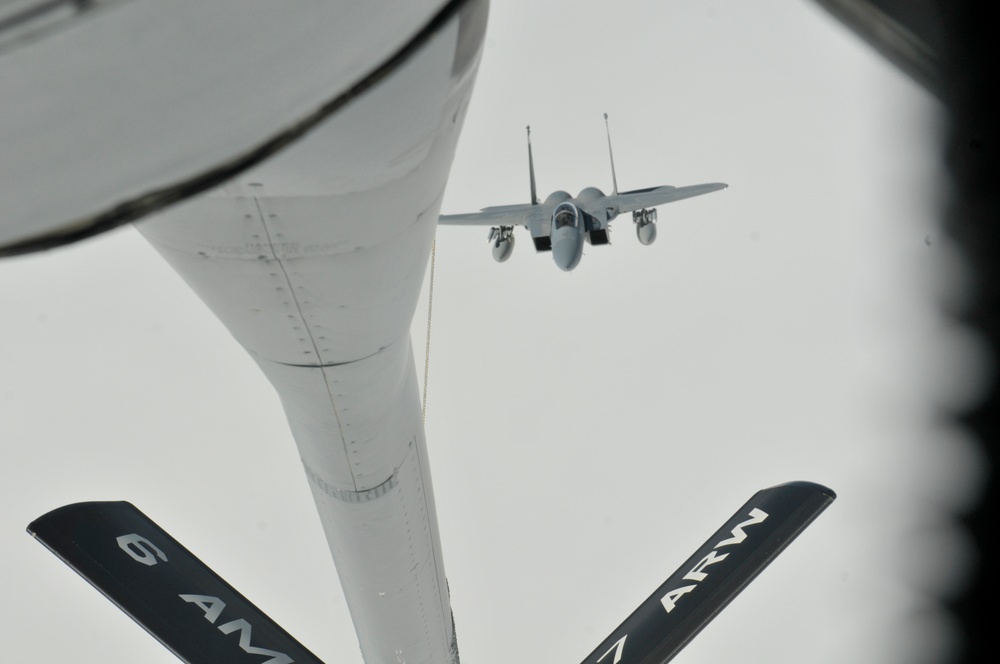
[527,125,540,205]
[604,113,619,196]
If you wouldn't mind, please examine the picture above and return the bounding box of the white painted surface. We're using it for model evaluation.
[0,0,445,247]
[131,6,484,663]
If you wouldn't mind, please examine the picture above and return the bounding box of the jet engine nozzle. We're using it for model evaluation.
[489,226,515,262]
[633,208,658,245]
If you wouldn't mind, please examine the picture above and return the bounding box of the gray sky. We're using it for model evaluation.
[0,2,981,662]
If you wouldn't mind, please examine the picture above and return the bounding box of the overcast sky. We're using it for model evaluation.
[0,2,983,663]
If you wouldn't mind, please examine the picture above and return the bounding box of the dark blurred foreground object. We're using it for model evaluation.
[941,4,999,664]
[812,0,946,99]
[812,2,997,662]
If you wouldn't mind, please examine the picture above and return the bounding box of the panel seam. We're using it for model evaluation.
[254,196,357,492]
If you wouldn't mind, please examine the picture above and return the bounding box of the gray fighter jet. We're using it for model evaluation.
[439,115,727,271]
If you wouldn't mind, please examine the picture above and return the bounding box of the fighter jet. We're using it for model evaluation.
[439,115,727,271]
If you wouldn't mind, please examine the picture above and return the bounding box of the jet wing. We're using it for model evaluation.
[439,203,552,227]
[600,182,728,216]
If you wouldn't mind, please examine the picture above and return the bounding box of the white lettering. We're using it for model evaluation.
[597,635,627,664]
[116,534,167,566]
[660,585,696,613]
[218,619,294,664]
[682,550,729,582]
[659,507,771,615]
[179,594,226,624]
[714,508,768,548]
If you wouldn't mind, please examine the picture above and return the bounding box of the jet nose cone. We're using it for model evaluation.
[551,235,582,271]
